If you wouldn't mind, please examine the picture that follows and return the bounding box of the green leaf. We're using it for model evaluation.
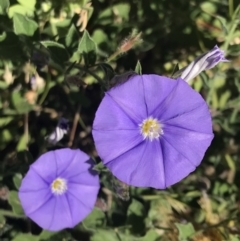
[231,237,240,241]
[17,134,28,151]
[0,116,13,127]
[9,5,34,18]
[78,30,97,66]
[65,24,79,49]
[13,173,22,190]
[127,199,145,233]
[12,234,39,241]
[140,230,159,241]
[0,32,6,41]
[9,0,36,17]
[82,208,105,228]
[39,230,56,240]
[127,199,145,217]
[41,41,69,67]
[113,3,130,20]
[90,229,119,241]
[219,90,231,109]
[11,91,33,114]
[0,213,5,226]
[0,80,9,89]
[8,191,25,216]
[13,13,38,36]
[92,29,108,45]
[0,0,9,15]
[17,0,36,9]
[135,60,142,75]
[175,222,195,240]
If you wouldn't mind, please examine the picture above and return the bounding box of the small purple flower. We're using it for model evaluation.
[178,45,229,82]
[19,148,99,231]
[92,75,213,189]
[47,118,69,144]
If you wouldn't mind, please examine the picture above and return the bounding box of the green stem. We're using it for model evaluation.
[38,71,51,105]
[78,116,87,131]
[223,4,240,52]
[74,65,104,84]
[229,0,234,18]
[107,50,121,63]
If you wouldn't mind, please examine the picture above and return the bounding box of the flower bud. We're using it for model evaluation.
[46,118,69,144]
[177,45,229,82]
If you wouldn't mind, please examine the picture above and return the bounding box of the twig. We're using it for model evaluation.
[68,104,81,147]
[24,113,29,150]
[38,69,51,105]
[33,105,59,118]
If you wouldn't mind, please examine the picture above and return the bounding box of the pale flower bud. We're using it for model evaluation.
[176,45,229,82]
[46,118,69,144]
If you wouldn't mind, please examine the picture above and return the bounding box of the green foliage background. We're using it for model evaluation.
[0,0,240,240]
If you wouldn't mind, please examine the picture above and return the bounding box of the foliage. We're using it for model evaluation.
[0,0,240,240]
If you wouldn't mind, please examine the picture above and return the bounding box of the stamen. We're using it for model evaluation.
[51,177,67,195]
[139,117,163,141]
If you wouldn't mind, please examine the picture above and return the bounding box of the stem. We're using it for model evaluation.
[78,116,87,131]
[74,65,104,84]
[223,4,240,52]
[38,70,51,105]
[24,113,29,150]
[68,104,81,147]
[229,0,234,18]
[107,50,121,63]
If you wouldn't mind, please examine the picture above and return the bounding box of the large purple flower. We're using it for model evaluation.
[92,75,213,189]
[19,148,99,231]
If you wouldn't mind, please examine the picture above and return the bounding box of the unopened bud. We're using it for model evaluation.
[108,30,142,62]
[175,45,229,82]
[46,118,69,144]
[118,31,142,54]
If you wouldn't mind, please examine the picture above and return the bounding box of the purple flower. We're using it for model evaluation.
[19,148,99,231]
[92,75,213,189]
[177,45,229,82]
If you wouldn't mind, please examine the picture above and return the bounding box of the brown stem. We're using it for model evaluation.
[24,113,29,150]
[68,104,81,147]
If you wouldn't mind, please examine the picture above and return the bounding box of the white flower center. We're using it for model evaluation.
[139,117,163,141]
[51,177,67,195]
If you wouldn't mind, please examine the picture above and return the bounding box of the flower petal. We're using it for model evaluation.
[163,102,213,133]
[152,78,209,122]
[19,168,48,192]
[160,138,196,187]
[68,183,99,209]
[162,125,213,166]
[93,94,138,130]
[27,196,55,230]
[19,188,52,215]
[142,75,177,116]
[65,192,93,227]
[48,195,73,231]
[58,150,94,179]
[93,129,143,163]
[68,169,100,187]
[31,151,56,183]
[107,140,166,189]
[107,75,147,121]
[54,149,89,177]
